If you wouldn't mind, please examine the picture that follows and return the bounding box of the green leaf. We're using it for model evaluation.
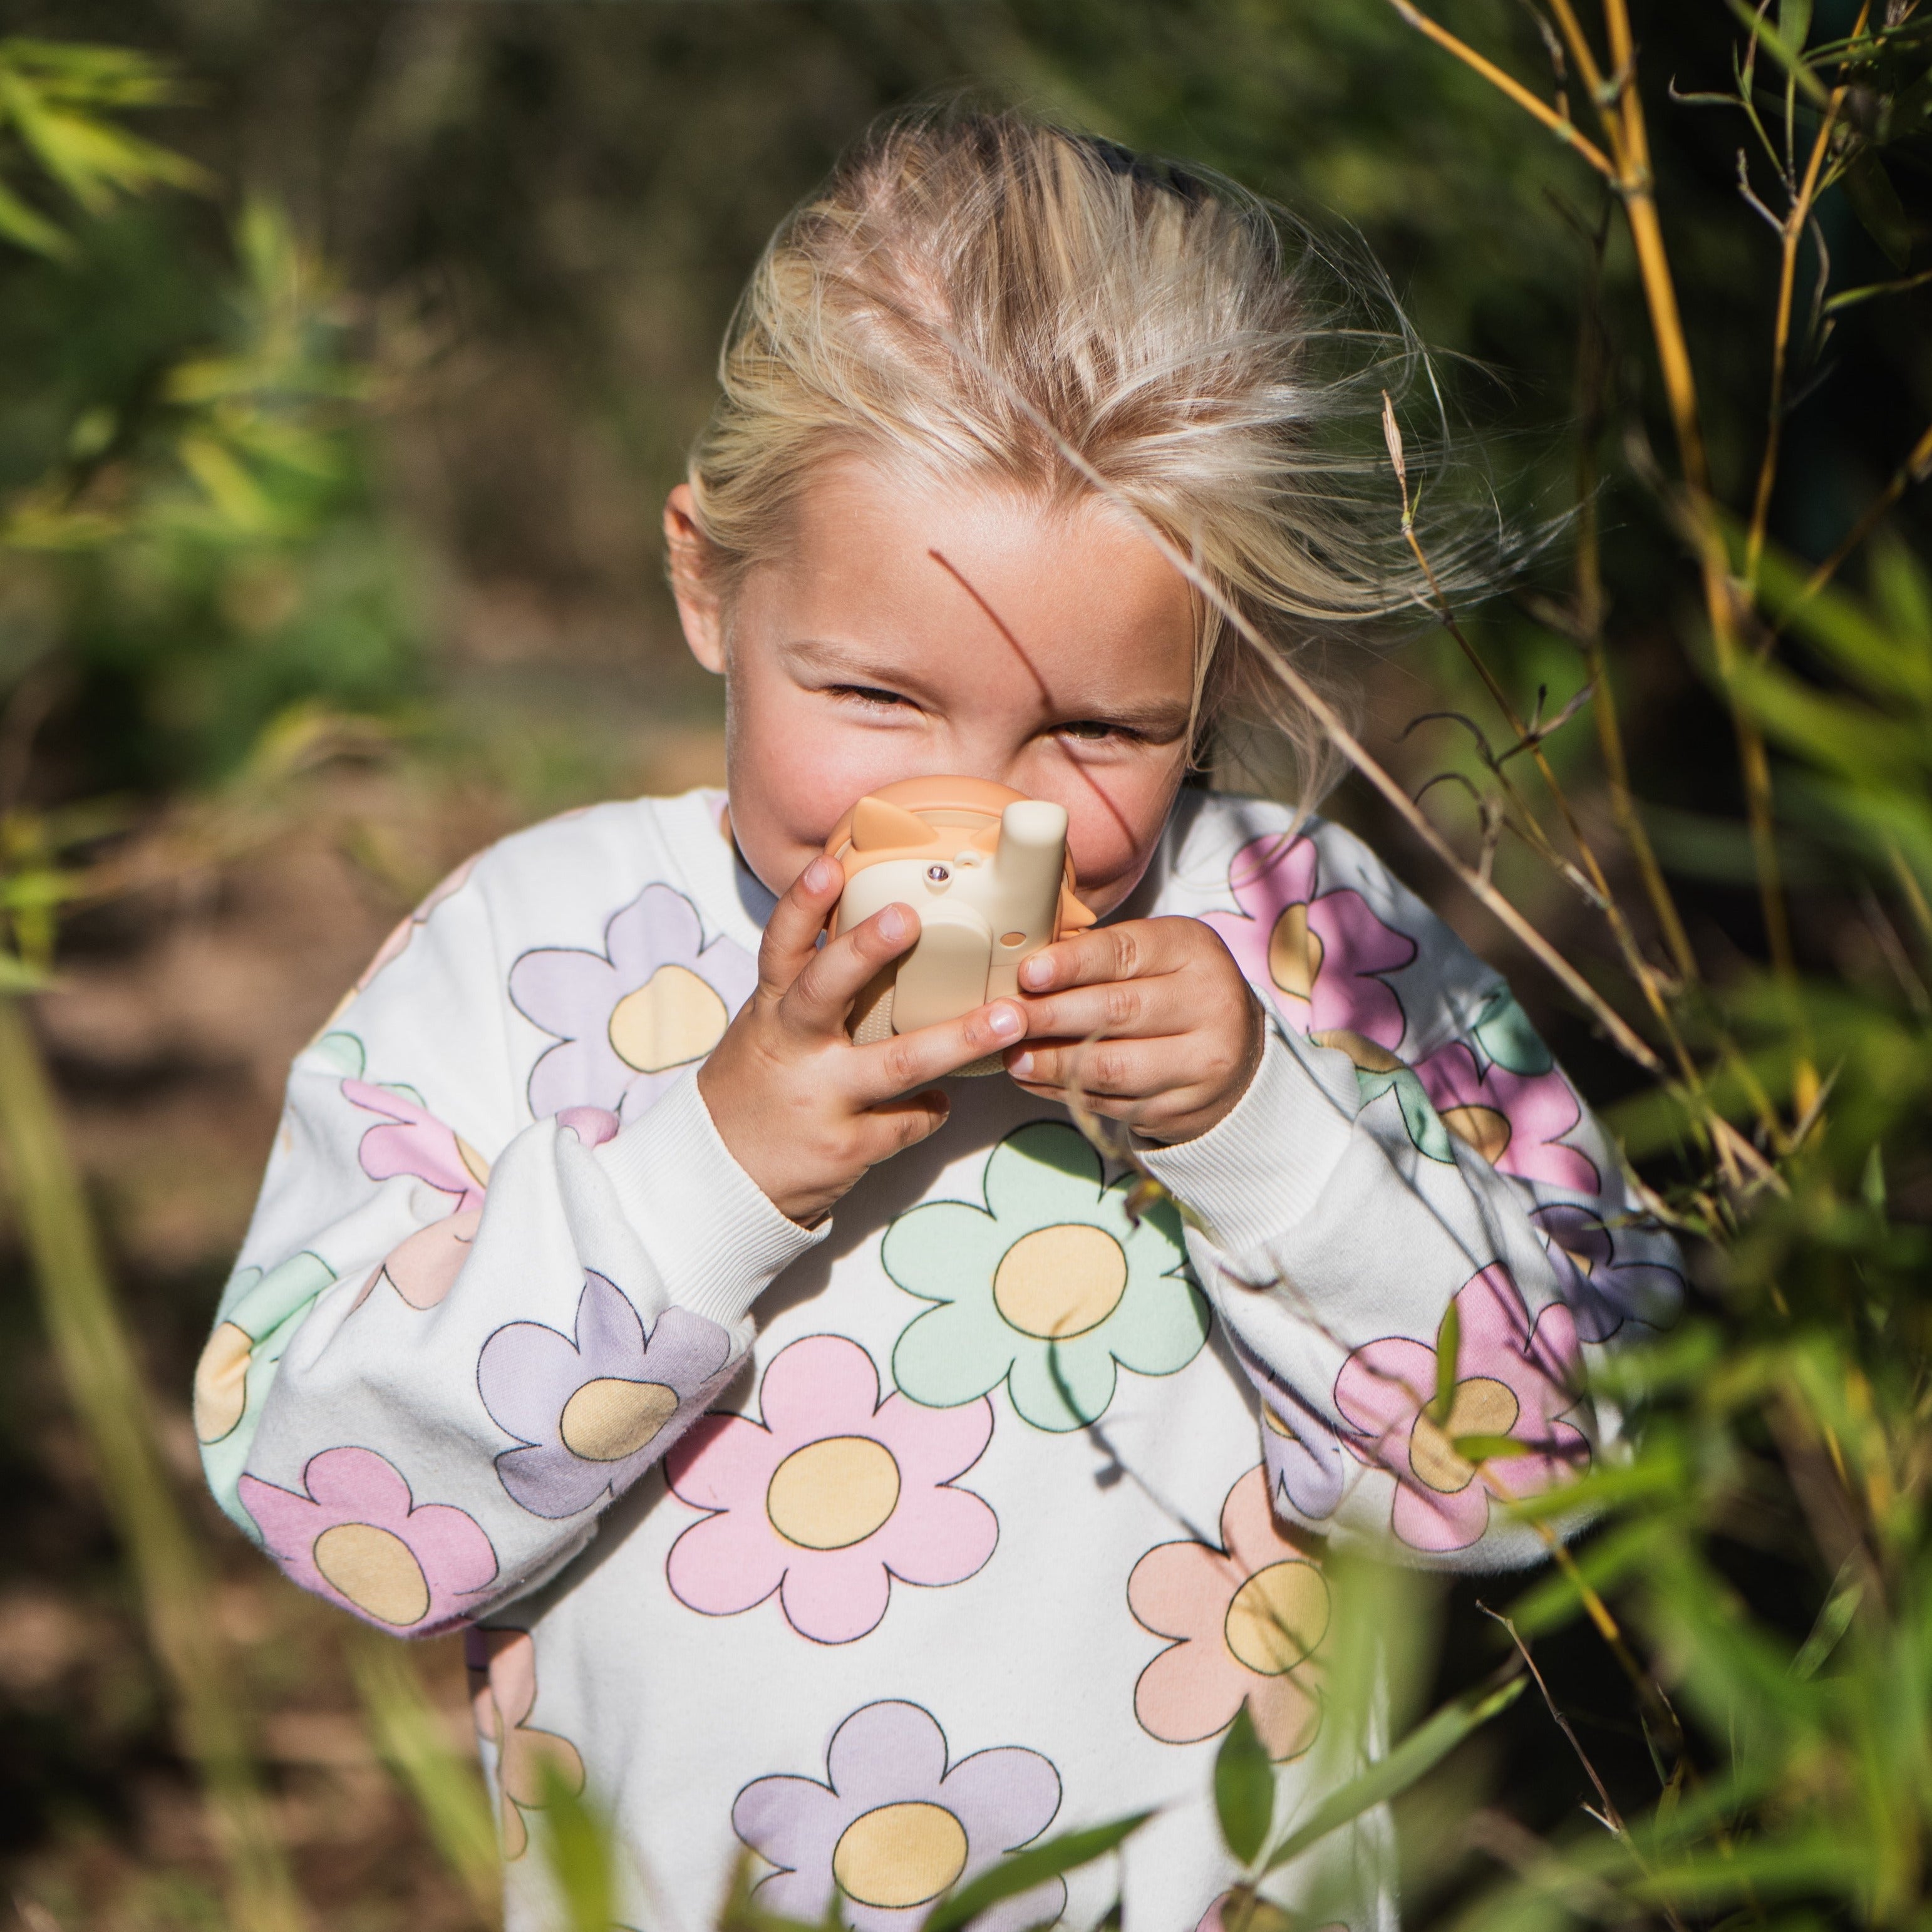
[1724,0,1831,102]
[1451,1433,1526,1464]
[1754,543,1932,706]
[0,953,53,992]
[922,1813,1152,1932]
[1428,1299,1460,1425]
[1214,1702,1274,1867]
[0,173,70,257]
[1779,0,1812,58]
[1842,152,1913,269]
[1261,1671,1525,1874]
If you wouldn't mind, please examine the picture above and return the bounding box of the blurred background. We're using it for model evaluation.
[0,3,1925,1929]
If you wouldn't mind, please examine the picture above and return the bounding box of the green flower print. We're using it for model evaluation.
[196,1250,338,1531]
[884,1122,1209,1432]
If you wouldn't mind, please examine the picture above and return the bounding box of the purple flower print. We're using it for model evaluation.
[1333,1266,1587,1554]
[733,1700,1063,1932]
[239,1446,497,1633]
[1201,834,1417,1053]
[509,884,757,1124]
[477,1271,733,1518]
[1531,1203,1683,1343]
[1230,1338,1348,1521]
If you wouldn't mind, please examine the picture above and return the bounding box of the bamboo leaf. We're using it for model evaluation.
[1429,1299,1460,1425]
[1215,1702,1274,1867]
[922,1813,1151,1932]
[1261,1672,1525,1874]
[1723,0,1832,102]
[1842,152,1913,269]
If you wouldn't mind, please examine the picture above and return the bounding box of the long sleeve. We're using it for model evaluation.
[194,805,823,1634]
[1139,805,1683,1571]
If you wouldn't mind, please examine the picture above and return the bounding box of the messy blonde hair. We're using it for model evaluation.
[685,105,1474,802]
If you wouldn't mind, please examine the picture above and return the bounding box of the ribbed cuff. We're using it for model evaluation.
[595,1069,827,1326]
[1139,1028,1358,1259]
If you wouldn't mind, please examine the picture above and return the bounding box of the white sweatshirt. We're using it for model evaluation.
[195,787,1680,1932]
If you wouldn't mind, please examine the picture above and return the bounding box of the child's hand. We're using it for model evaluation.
[698,856,1026,1226]
[1005,917,1264,1144]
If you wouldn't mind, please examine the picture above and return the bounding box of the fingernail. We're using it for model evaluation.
[1008,1049,1035,1077]
[1019,954,1053,989]
[803,856,836,893]
[987,1002,1023,1040]
[879,904,909,941]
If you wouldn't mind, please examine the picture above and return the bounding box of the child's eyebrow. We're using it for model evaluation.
[783,636,1189,735]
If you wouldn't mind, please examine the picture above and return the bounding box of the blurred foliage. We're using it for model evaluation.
[0,2,1929,1932]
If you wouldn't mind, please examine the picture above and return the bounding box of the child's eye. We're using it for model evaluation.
[1055,720,1140,745]
[830,684,914,711]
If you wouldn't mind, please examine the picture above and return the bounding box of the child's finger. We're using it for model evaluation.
[1014,974,1187,1044]
[755,855,847,999]
[850,999,1026,1100]
[1002,1034,1196,1098]
[1015,917,1187,995]
[778,902,922,1038]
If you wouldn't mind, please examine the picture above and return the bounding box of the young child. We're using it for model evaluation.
[197,111,1680,1932]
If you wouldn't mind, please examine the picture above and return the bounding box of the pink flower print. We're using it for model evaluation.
[467,1626,585,1861]
[509,883,757,1124]
[1531,1203,1683,1343]
[1128,1465,1328,1760]
[344,1080,492,1312]
[1333,1266,1588,1553]
[1201,835,1417,1052]
[356,852,481,991]
[666,1335,996,1645]
[239,1446,497,1633]
[733,1699,1063,1932]
[478,1271,733,1518]
[1410,1041,1598,1194]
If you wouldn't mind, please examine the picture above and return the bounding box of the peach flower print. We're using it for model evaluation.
[1128,1464,1328,1760]
[1196,1894,1345,1932]
[240,1445,497,1633]
[666,1335,996,1645]
[467,1626,585,1861]
[356,852,481,991]
[1201,834,1417,1051]
[1333,1264,1586,1553]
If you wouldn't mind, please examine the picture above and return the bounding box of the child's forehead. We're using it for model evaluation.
[736,459,1197,701]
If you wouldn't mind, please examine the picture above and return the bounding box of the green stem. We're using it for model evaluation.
[0,994,307,1932]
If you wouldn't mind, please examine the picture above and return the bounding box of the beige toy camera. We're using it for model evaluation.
[825,777,1095,1058]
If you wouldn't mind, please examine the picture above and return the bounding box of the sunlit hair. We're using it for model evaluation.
[684,105,1485,802]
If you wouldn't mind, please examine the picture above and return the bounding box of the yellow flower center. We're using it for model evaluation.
[313,1522,430,1626]
[1224,1559,1329,1676]
[1408,1377,1521,1494]
[1439,1103,1512,1165]
[765,1437,902,1550]
[559,1379,681,1461]
[1268,904,1324,1001]
[831,1802,969,1909]
[992,1222,1128,1339]
[194,1321,253,1444]
[607,964,730,1075]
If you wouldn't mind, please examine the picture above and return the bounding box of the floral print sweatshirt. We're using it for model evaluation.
[197,787,1680,1932]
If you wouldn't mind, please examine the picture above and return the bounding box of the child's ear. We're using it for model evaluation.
[664,484,725,675]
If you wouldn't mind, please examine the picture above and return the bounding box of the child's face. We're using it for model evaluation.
[666,458,1197,918]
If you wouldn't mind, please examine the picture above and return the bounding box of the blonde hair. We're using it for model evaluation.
[684,105,1475,801]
